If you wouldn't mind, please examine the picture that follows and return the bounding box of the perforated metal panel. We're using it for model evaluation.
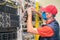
[0,1,19,40]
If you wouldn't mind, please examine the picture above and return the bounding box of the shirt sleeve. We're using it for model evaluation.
[37,26,54,37]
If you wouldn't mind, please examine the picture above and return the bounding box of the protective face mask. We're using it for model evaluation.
[42,12,48,20]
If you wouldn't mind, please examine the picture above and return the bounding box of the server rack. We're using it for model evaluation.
[0,0,19,40]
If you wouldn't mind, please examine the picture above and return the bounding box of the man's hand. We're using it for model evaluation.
[31,7,42,17]
[27,7,32,15]
[27,7,38,15]
[31,7,37,12]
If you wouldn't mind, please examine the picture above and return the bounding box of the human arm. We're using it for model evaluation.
[27,7,54,37]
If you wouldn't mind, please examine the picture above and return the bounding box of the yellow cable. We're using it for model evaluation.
[35,2,40,40]
[8,0,18,8]
[0,0,18,8]
[0,1,6,5]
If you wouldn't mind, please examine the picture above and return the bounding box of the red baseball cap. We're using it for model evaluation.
[41,5,58,15]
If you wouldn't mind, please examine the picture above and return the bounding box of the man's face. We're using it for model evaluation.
[46,12,52,19]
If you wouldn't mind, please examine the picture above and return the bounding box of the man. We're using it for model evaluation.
[27,5,59,40]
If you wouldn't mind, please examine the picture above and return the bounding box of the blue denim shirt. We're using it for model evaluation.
[39,20,59,40]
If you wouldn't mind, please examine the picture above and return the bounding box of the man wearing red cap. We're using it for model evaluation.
[27,5,59,40]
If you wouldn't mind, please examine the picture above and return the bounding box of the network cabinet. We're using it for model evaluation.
[0,1,19,40]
